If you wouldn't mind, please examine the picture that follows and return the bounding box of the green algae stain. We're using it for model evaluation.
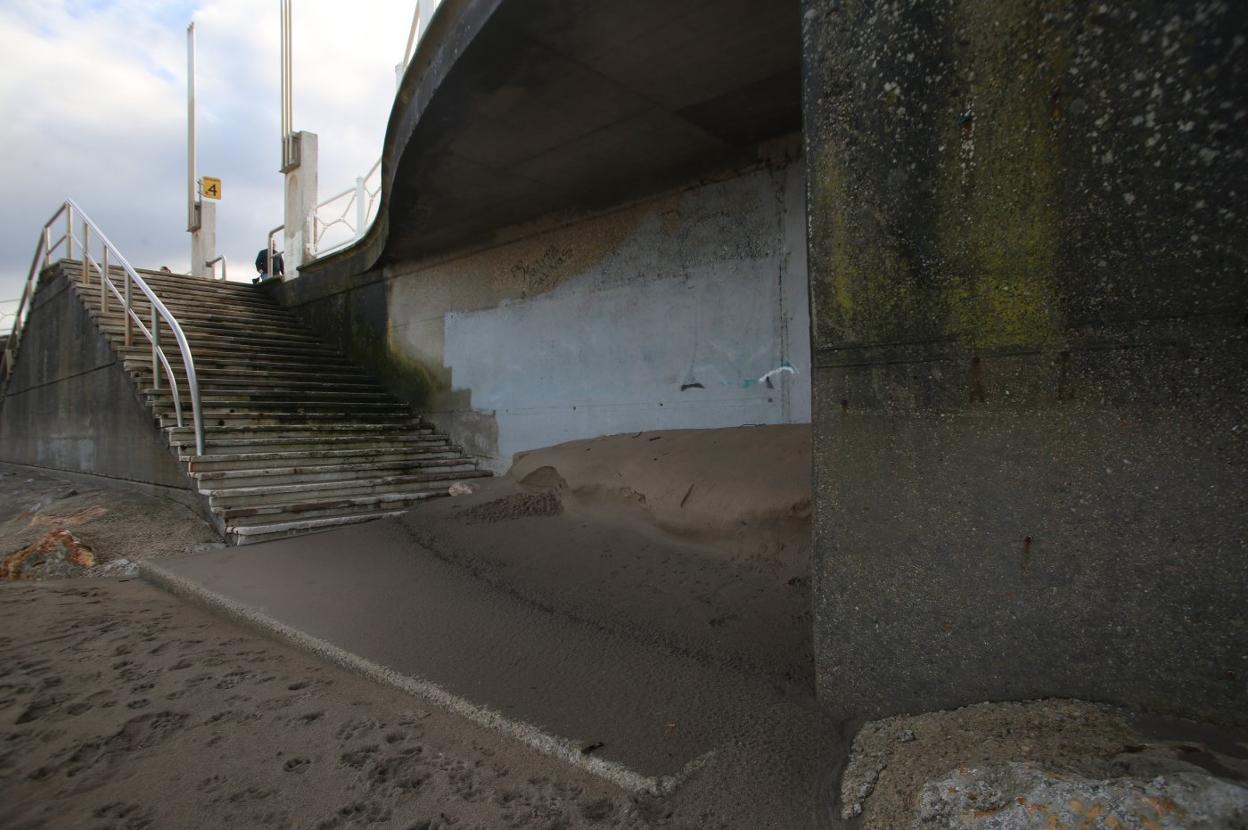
[938,0,1065,350]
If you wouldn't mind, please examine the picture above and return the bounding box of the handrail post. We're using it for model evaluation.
[81,223,90,286]
[151,307,160,390]
[355,176,367,242]
[42,227,51,269]
[66,205,75,261]
[101,247,109,313]
[124,270,132,346]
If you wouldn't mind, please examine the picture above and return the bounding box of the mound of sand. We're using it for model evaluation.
[509,425,811,545]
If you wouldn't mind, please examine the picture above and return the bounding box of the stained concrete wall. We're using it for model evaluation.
[803,0,1248,726]
[276,158,811,471]
[0,269,190,491]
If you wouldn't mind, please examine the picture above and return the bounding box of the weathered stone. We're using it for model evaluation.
[1,529,96,580]
[914,762,1248,829]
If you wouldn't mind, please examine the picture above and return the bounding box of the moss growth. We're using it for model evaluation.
[937,0,1065,350]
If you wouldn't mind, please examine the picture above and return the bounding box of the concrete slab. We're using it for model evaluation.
[141,517,820,797]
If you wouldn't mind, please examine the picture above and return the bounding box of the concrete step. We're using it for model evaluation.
[162,414,417,431]
[118,344,352,365]
[151,399,413,415]
[178,435,459,459]
[227,509,417,545]
[188,447,467,473]
[205,470,491,510]
[56,258,492,547]
[97,321,327,349]
[148,388,394,403]
[221,491,446,529]
[112,337,347,361]
[194,458,478,488]
[80,294,297,325]
[168,422,437,439]
[126,363,378,385]
[160,411,419,429]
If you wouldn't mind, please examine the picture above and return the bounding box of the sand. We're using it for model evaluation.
[403,426,815,686]
[0,466,221,571]
[0,578,733,829]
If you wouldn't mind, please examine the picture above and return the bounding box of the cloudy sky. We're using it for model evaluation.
[0,0,420,309]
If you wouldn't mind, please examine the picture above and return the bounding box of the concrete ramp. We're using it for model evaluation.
[141,517,824,806]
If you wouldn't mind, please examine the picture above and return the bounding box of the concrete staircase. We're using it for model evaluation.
[61,261,489,545]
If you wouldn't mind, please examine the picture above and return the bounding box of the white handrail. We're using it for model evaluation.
[2,200,207,457]
[310,157,382,257]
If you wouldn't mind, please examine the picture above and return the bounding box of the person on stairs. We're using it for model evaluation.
[254,247,284,283]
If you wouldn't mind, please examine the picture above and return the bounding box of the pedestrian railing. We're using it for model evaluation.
[2,200,207,456]
[310,157,382,257]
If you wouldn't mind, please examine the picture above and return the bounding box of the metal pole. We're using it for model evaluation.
[151,307,161,390]
[81,223,90,286]
[42,227,51,269]
[100,247,109,313]
[280,0,292,167]
[187,22,198,232]
[355,177,367,241]
[124,271,132,346]
[65,205,75,261]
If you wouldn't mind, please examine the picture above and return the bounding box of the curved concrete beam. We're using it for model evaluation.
[300,0,801,283]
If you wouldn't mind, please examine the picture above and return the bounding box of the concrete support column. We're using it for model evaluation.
[190,201,216,279]
[283,130,319,277]
[802,0,1247,726]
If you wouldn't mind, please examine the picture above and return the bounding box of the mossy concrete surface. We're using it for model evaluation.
[803,0,1247,728]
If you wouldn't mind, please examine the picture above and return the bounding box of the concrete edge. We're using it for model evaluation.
[0,460,218,534]
[138,558,713,797]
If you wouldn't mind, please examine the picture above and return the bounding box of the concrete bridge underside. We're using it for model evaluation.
[302,0,802,279]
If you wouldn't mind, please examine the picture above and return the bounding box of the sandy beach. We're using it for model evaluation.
[0,577,701,829]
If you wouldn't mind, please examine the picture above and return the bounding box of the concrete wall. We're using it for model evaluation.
[276,157,811,471]
[0,270,190,491]
[803,0,1247,726]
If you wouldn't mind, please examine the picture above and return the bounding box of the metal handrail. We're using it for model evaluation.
[206,254,227,281]
[2,200,207,457]
[266,225,285,280]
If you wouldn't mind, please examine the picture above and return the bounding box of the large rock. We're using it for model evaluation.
[915,762,1248,829]
[1,530,96,580]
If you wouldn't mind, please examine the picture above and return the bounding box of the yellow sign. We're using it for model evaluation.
[201,176,222,200]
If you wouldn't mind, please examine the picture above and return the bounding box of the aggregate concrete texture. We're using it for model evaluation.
[803,0,1248,728]
[144,517,827,816]
[0,269,189,492]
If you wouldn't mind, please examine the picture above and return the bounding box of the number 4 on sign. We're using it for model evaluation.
[201,177,222,200]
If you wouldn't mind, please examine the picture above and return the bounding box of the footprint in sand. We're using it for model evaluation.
[283,757,311,774]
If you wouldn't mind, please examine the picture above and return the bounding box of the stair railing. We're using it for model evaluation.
[3,199,207,457]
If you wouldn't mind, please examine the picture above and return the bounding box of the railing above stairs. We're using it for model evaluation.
[3,200,206,456]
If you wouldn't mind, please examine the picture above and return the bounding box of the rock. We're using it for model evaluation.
[1,530,96,580]
[448,482,477,497]
[95,558,139,578]
[913,761,1248,829]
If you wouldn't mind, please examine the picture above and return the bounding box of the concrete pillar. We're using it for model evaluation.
[190,200,216,279]
[283,130,318,277]
[802,0,1248,726]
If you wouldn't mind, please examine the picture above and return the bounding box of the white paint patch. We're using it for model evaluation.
[436,165,811,470]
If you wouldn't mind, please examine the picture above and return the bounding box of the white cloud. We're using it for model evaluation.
[0,0,419,300]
